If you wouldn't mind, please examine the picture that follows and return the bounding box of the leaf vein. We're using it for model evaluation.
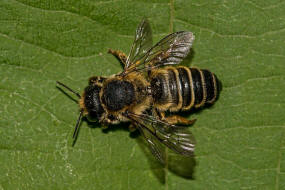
[223,75,284,90]
[175,18,285,38]
[275,128,285,190]
[0,32,101,59]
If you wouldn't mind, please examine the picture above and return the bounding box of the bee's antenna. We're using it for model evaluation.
[72,109,83,146]
[56,81,81,98]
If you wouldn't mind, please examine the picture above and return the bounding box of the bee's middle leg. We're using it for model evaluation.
[108,49,127,67]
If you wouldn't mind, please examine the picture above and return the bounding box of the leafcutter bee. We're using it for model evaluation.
[57,19,221,163]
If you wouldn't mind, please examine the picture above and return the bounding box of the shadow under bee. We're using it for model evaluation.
[136,133,196,183]
[84,119,196,182]
[180,48,195,67]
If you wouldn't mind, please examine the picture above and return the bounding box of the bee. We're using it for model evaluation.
[57,19,221,163]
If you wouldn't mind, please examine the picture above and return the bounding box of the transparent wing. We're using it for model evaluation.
[136,122,166,163]
[125,18,153,68]
[143,31,194,68]
[124,31,194,75]
[127,112,195,162]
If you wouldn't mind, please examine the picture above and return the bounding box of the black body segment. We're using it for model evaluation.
[102,80,135,111]
[177,67,191,108]
[202,69,215,103]
[190,68,206,107]
[190,68,204,107]
[167,69,179,105]
[150,66,220,111]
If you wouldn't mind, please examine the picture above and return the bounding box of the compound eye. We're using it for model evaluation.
[84,85,104,120]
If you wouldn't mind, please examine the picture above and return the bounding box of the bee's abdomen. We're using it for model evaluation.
[151,66,220,111]
[186,67,221,109]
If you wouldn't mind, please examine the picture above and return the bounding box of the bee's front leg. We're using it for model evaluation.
[88,76,105,86]
[128,124,137,132]
[108,49,127,68]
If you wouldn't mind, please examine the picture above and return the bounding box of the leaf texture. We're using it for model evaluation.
[0,0,285,189]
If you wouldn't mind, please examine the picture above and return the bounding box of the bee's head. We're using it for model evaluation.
[56,80,104,145]
[81,84,104,121]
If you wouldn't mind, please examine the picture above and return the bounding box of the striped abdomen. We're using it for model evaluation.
[150,66,221,112]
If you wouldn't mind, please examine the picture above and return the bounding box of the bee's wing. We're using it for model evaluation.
[124,30,194,74]
[127,112,195,163]
[136,122,166,163]
[125,18,153,68]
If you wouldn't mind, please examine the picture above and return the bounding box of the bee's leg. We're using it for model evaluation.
[88,76,97,85]
[108,49,127,67]
[101,125,108,129]
[164,115,196,125]
[128,124,137,132]
[152,108,164,119]
[88,76,105,86]
[154,109,196,125]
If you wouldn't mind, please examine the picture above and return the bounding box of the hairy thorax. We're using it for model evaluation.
[99,72,151,124]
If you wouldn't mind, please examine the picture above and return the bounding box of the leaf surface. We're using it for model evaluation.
[0,0,285,189]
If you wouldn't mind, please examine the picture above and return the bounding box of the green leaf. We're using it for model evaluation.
[1,0,285,189]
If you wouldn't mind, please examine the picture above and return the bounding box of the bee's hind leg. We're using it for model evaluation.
[164,115,196,125]
[108,49,127,68]
[154,109,196,125]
